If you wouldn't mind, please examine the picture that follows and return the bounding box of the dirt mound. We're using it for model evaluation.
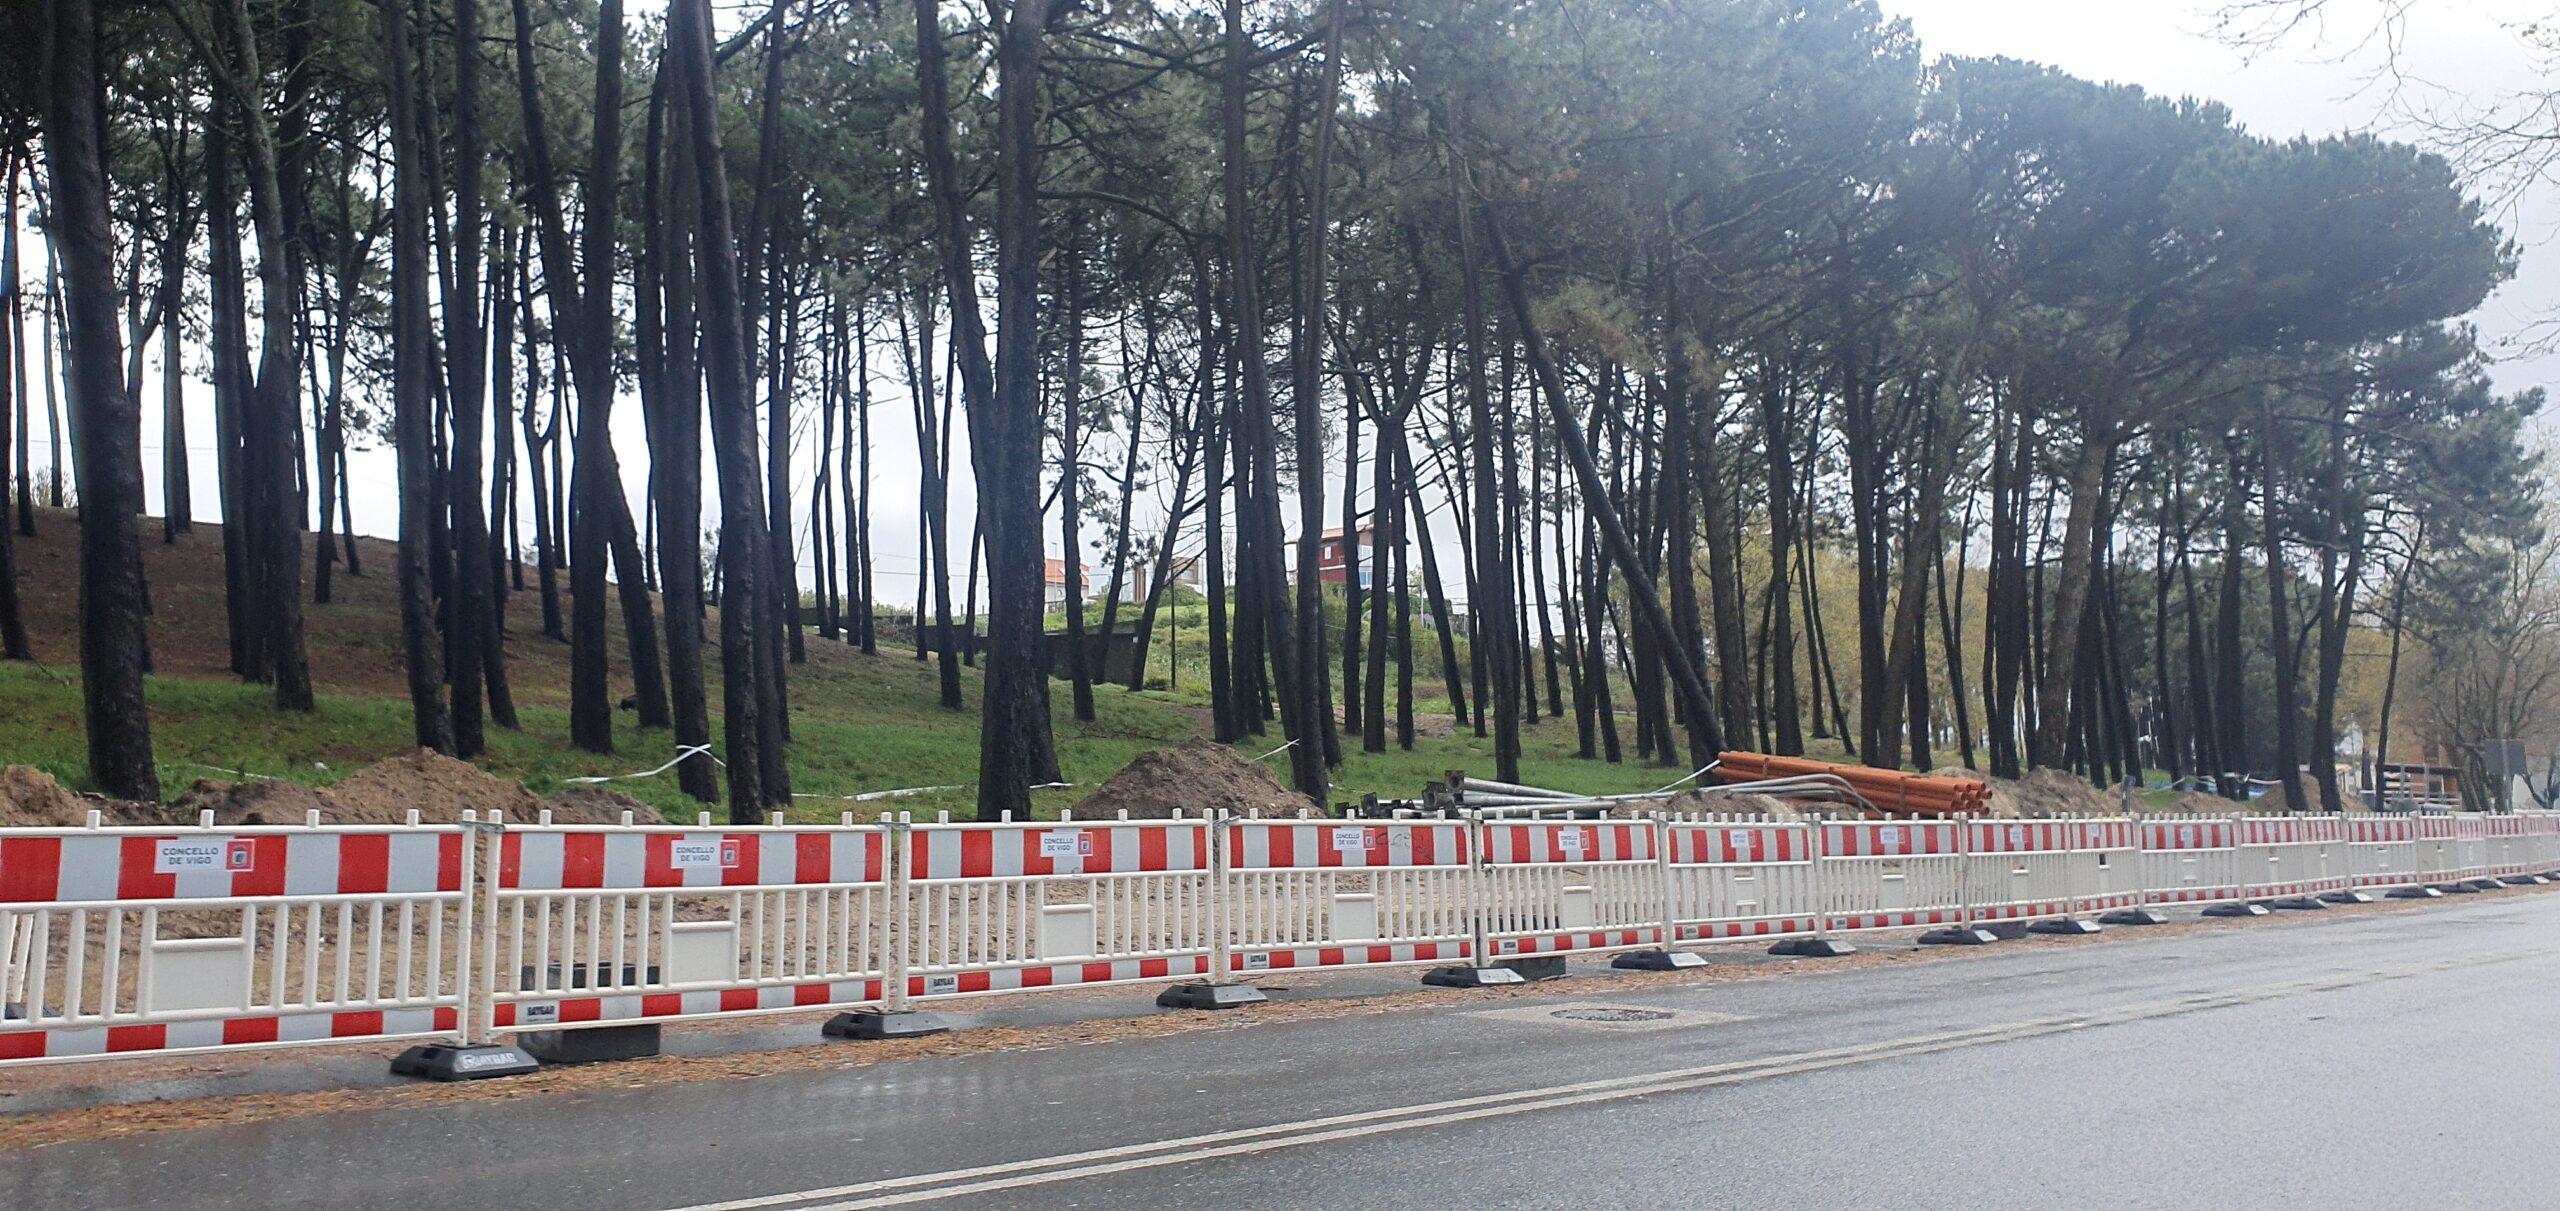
[1648,789,1821,820]
[1074,740,1315,819]
[540,785,668,825]
[321,749,543,824]
[171,777,336,825]
[0,765,163,827]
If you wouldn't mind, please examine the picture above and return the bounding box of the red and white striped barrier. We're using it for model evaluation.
[900,818,1215,1001]
[1,823,469,1065]
[2138,817,2243,907]
[484,822,891,1034]
[1224,818,1476,973]
[1965,820,2083,926]
[1662,819,1818,943]
[2346,817,2423,895]
[1817,820,1968,932]
[1477,821,1662,959]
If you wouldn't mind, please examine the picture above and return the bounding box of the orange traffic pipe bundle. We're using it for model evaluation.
[1713,752,1989,817]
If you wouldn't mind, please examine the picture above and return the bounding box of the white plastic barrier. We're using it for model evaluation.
[484,821,890,1034]
[2071,819,2147,918]
[2452,815,2492,884]
[2235,816,2329,903]
[1477,821,1663,959]
[1,822,469,1065]
[1817,820,1968,933]
[1965,820,2080,925]
[2415,815,2460,885]
[2346,817,2422,894]
[1224,817,1476,973]
[2139,816,2243,907]
[2484,816,2536,882]
[1662,818,1819,944]
[901,818,1216,1000]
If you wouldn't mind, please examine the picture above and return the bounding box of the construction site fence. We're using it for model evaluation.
[5,808,2555,1069]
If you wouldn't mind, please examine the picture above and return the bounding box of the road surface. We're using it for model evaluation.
[7,891,2555,1210]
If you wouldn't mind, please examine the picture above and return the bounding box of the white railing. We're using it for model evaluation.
[6,807,2556,1069]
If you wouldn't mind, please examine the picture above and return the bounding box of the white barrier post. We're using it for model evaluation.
[2203,813,2273,917]
[1920,817,2001,946]
[1770,815,1856,957]
[825,812,949,1038]
[1424,812,1526,987]
[1610,816,1708,972]
[1158,810,1268,1008]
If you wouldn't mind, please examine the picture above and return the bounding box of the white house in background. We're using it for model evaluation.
[1043,559,1092,613]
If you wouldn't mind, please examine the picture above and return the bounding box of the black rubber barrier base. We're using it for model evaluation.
[2466,879,2506,892]
[524,1024,660,1063]
[2438,882,2481,894]
[1919,927,2002,946]
[2203,902,2273,917]
[2321,890,2378,904]
[2099,908,2171,926]
[1980,921,2032,940]
[1497,956,1570,982]
[2028,918,2103,936]
[2273,897,2330,911]
[1768,938,1858,958]
[1611,950,1710,971]
[2387,886,2443,899]
[2502,874,2550,886]
[390,1042,540,1081]
[1155,982,1270,1010]
[823,1010,952,1040]
[1423,965,1527,988]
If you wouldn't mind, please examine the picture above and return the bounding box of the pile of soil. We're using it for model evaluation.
[1073,740,1315,819]
[322,750,542,823]
[1648,789,1824,821]
[1928,766,2122,817]
[170,777,335,825]
[540,785,668,825]
[0,765,163,827]
[169,750,644,826]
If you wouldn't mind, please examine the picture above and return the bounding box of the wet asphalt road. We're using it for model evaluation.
[8,891,2557,1211]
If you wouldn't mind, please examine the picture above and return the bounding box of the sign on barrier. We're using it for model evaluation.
[485,824,890,1033]
[1,824,469,1065]
[1817,820,1966,932]
[901,819,1215,1000]
[1663,819,1818,942]
[1478,822,1662,958]
[1225,819,1475,971]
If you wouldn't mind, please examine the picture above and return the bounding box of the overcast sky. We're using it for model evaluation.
[9,0,2553,611]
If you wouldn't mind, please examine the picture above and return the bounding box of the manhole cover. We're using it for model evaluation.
[1550,1007,1677,1024]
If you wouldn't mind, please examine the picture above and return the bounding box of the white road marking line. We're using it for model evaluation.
[664,948,2547,1211]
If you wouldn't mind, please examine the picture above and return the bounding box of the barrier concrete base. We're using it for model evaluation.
[1610,949,1709,971]
[2100,908,2171,926]
[524,1024,660,1064]
[1497,956,1571,981]
[2203,902,2272,917]
[1156,982,1270,1010]
[1979,921,2032,940]
[1919,927,2001,946]
[2321,889,2377,904]
[389,1042,540,1081]
[2273,897,2330,911]
[2028,918,2103,936]
[2386,885,2443,899]
[1768,938,1858,957]
[1424,965,1527,988]
[823,1010,951,1040]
